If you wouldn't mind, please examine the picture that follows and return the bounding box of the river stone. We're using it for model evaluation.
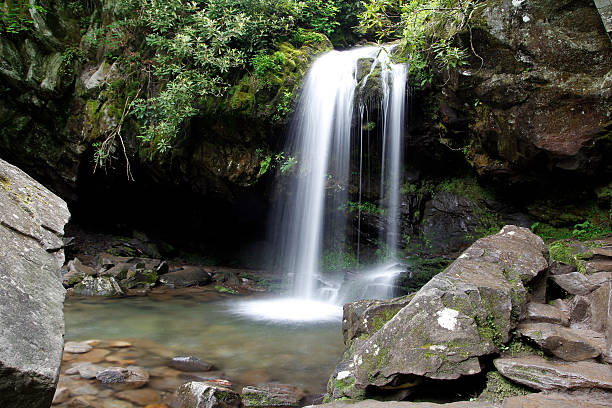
[550,273,598,296]
[517,322,603,361]
[52,387,71,405]
[66,363,103,379]
[175,381,241,408]
[65,341,94,354]
[241,383,304,407]
[96,366,149,390]
[169,356,215,372]
[523,302,569,326]
[116,388,161,405]
[327,226,547,400]
[74,276,124,297]
[158,267,212,288]
[494,356,612,391]
[0,158,70,408]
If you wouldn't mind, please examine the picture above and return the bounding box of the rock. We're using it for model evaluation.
[52,387,71,405]
[120,264,158,290]
[568,296,592,327]
[549,299,569,315]
[522,303,569,326]
[342,294,414,345]
[494,356,612,391]
[72,348,111,364]
[62,258,98,287]
[175,381,241,408]
[110,341,133,348]
[548,261,575,276]
[242,383,304,407]
[501,392,612,408]
[156,261,169,276]
[419,192,480,254]
[159,267,212,288]
[169,356,215,372]
[550,273,598,296]
[66,363,103,379]
[305,401,495,408]
[0,158,70,408]
[590,284,611,334]
[101,263,131,280]
[517,323,604,361]
[116,388,161,406]
[96,366,149,390]
[327,226,547,400]
[74,276,124,297]
[65,342,94,354]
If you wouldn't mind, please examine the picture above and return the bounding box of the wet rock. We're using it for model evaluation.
[74,276,123,297]
[494,356,612,391]
[550,273,598,296]
[66,363,103,379]
[169,356,215,372]
[116,388,161,406]
[0,159,70,408]
[73,349,111,364]
[110,341,133,348]
[156,261,169,276]
[517,323,604,361]
[569,296,592,327]
[96,366,149,390]
[175,381,241,408]
[327,226,547,400]
[522,303,569,326]
[101,263,131,280]
[62,258,97,287]
[159,267,212,288]
[121,264,158,290]
[242,383,304,407]
[65,342,93,354]
[342,294,414,345]
[420,192,480,254]
[53,387,71,405]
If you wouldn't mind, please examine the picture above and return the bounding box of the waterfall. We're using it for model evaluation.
[235,46,408,322]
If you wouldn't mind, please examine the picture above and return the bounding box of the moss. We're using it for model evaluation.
[548,240,589,273]
[370,307,402,333]
[479,371,531,403]
[215,285,238,295]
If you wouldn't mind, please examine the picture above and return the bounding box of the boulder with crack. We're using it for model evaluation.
[326,225,548,400]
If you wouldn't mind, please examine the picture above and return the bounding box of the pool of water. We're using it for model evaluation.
[63,292,344,395]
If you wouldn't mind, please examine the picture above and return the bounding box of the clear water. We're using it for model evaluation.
[63,295,344,394]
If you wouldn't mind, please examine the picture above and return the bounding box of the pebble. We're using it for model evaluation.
[96,366,149,390]
[168,356,214,372]
[110,341,133,348]
[72,349,111,364]
[52,387,70,405]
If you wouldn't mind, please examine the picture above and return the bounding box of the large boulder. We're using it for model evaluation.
[327,225,548,400]
[0,158,70,407]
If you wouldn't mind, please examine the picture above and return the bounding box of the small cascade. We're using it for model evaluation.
[237,46,408,322]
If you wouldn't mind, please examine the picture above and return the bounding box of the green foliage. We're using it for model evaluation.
[300,0,339,36]
[272,90,294,121]
[341,201,386,215]
[252,51,286,82]
[530,222,572,242]
[479,371,531,403]
[572,220,612,240]
[256,151,296,177]
[548,240,589,274]
[321,248,357,272]
[0,0,46,34]
[400,256,451,292]
[359,0,484,85]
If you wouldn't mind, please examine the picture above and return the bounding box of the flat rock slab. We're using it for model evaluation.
[494,357,612,391]
[242,383,304,407]
[158,267,212,288]
[502,392,612,408]
[305,400,495,408]
[517,323,603,361]
[96,366,149,390]
[550,273,597,296]
[523,303,569,326]
[0,158,70,408]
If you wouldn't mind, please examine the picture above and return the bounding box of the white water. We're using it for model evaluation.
[238,47,408,322]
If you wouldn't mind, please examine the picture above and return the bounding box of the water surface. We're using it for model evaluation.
[64,294,344,394]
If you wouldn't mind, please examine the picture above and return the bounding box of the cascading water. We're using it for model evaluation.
[234,46,408,322]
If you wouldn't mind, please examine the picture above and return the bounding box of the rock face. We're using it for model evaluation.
[0,158,70,408]
[327,225,548,399]
[494,356,612,391]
